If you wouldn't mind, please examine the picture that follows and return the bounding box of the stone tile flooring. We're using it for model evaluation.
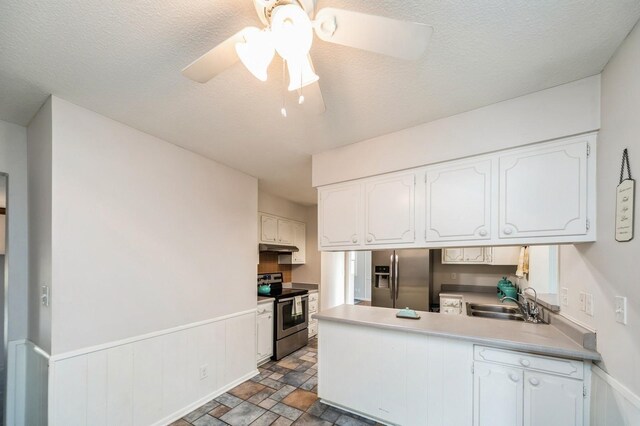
[172,338,381,426]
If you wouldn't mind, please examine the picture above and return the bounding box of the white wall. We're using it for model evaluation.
[313,75,601,187]
[559,20,640,407]
[50,97,259,355]
[0,119,29,343]
[27,98,53,353]
[320,252,345,311]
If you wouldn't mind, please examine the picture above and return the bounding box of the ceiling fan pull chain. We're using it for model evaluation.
[298,70,305,105]
[281,58,287,117]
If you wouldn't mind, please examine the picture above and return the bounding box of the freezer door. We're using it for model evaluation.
[395,249,430,311]
[371,250,394,308]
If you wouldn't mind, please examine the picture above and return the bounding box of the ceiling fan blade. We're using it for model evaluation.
[303,80,326,115]
[182,28,253,83]
[314,8,433,60]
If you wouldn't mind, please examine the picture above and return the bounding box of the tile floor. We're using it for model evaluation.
[171,338,381,426]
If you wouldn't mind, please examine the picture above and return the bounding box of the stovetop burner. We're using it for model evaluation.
[258,272,308,300]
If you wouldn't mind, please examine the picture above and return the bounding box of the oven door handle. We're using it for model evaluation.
[278,295,309,303]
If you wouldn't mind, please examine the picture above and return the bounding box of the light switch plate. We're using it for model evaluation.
[41,285,50,307]
[561,287,569,306]
[450,273,457,280]
[615,296,627,325]
[199,364,209,380]
[579,292,586,312]
[585,293,594,316]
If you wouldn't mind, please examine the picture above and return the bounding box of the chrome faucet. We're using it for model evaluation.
[501,287,541,323]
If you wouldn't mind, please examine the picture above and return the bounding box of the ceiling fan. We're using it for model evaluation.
[182,0,433,115]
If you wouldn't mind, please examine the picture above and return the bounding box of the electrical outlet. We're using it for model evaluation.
[615,296,627,325]
[41,285,50,307]
[579,292,586,312]
[585,293,594,316]
[199,364,209,380]
[561,287,569,307]
[450,273,457,280]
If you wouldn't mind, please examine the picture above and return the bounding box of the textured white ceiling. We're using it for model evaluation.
[1,1,639,205]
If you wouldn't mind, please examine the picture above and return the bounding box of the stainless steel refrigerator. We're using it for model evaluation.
[371,249,432,311]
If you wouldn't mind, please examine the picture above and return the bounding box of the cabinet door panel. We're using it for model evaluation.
[426,159,492,242]
[473,362,524,426]
[499,141,588,238]
[261,215,278,243]
[278,219,294,244]
[524,372,583,426]
[256,313,273,360]
[319,184,361,247]
[442,248,464,263]
[463,247,485,263]
[292,222,306,264]
[365,173,416,245]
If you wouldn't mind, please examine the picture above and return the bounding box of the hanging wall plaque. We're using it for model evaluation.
[616,149,634,242]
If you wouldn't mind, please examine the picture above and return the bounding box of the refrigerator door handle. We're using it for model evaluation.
[389,254,395,301]
[395,254,400,300]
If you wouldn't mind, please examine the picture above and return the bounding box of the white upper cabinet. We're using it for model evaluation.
[499,139,589,239]
[364,173,416,245]
[291,222,306,264]
[442,247,488,264]
[317,134,596,251]
[319,183,362,248]
[426,159,492,242]
[260,214,278,243]
[277,219,294,244]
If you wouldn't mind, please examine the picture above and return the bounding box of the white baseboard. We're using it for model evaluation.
[153,369,259,426]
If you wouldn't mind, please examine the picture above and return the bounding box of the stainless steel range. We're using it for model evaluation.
[257,272,309,360]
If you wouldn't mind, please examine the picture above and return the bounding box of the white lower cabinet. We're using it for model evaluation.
[256,301,274,365]
[474,346,589,426]
[473,362,524,426]
[524,371,584,426]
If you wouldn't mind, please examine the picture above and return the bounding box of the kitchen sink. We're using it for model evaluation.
[469,311,525,321]
[467,303,521,314]
[466,302,525,322]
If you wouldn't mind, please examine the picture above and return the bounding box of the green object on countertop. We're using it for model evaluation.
[497,276,515,298]
[396,307,421,320]
[258,284,271,295]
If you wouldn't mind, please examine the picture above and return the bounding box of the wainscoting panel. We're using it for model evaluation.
[49,310,257,426]
[591,365,640,425]
[6,340,49,426]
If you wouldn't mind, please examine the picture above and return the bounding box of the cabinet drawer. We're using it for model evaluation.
[257,301,274,315]
[309,292,319,303]
[474,346,583,380]
[309,300,319,314]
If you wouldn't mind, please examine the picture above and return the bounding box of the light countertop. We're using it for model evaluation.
[257,296,275,303]
[314,303,601,361]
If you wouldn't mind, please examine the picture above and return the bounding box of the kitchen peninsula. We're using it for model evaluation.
[315,304,599,426]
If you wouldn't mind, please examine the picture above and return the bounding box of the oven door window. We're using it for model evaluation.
[282,299,307,330]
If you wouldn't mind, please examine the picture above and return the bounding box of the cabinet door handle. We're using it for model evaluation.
[509,373,519,383]
[367,235,373,242]
[519,359,531,367]
[503,227,513,235]
[479,229,488,237]
[528,377,540,386]
[352,236,358,243]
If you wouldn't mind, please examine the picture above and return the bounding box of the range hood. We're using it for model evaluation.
[259,243,299,253]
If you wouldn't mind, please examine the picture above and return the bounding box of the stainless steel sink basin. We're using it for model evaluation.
[466,302,525,322]
[467,303,520,314]
[469,311,525,321]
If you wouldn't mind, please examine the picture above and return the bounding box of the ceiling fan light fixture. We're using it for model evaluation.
[271,5,314,60]
[286,54,319,91]
[235,28,275,82]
